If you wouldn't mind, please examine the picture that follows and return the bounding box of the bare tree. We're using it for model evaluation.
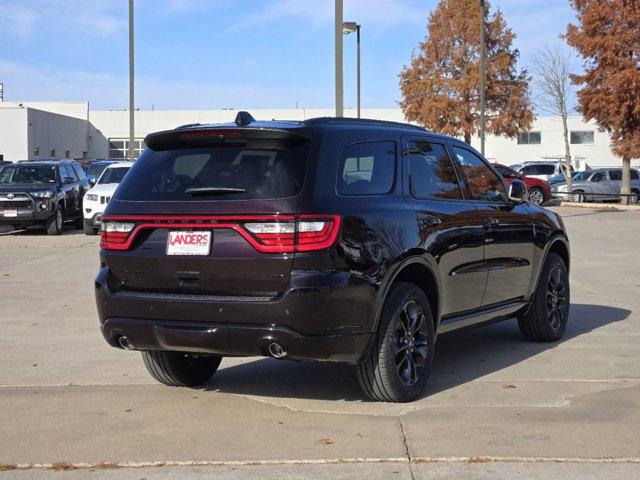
[531,46,574,196]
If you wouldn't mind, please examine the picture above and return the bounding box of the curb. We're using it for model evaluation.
[559,202,640,211]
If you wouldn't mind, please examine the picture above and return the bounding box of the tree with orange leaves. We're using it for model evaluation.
[399,0,534,145]
[566,0,640,204]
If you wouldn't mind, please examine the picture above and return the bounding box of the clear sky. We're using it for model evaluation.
[0,0,579,111]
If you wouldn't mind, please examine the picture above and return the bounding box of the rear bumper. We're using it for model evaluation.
[94,267,376,364]
[101,318,370,363]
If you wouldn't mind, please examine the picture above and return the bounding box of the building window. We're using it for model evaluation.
[517,132,542,145]
[33,147,40,157]
[65,150,70,159]
[570,131,595,144]
[82,151,88,158]
[50,149,56,158]
[109,138,145,160]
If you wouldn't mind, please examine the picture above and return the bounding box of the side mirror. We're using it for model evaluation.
[509,179,527,202]
[89,178,96,187]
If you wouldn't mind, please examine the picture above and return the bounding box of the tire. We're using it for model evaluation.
[630,189,639,204]
[46,207,63,235]
[142,350,221,387]
[527,187,545,205]
[518,253,570,342]
[571,191,586,203]
[83,219,98,235]
[356,282,435,402]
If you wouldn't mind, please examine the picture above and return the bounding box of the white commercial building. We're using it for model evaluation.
[0,101,633,170]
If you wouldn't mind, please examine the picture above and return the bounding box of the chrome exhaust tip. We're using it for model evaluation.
[118,336,133,350]
[268,342,287,358]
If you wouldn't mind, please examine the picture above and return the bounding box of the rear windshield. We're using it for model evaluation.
[115,144,309,201]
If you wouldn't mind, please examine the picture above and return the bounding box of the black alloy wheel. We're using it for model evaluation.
[394,300,430,387]
[518,252,570,342]
[357,282,435,402]
[546,263,569,332]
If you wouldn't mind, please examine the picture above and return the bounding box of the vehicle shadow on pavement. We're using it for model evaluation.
[0,226,86,236]
[205,303,631,402]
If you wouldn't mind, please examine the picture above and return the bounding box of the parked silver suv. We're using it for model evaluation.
[552,168,640,203]
[511,161,575,181]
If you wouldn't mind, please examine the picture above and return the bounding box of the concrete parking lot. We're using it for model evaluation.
[0,206,639,479]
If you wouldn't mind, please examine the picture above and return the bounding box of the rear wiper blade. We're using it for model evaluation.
[185,187,247,197]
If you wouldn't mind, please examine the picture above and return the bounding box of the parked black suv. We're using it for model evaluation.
[0,160,89,234]
[95,113,570,402]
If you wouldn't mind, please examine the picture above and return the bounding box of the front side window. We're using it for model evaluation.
[338,141,395,195]
[495,165,517,178]
[407,141,462,199]
[72,164,86,179]
[591,172,606,182]
[517,132,542,145]
[58,165,72,181]
[452,146,507,202]
[631,170,639,180]
[570,131,595,144]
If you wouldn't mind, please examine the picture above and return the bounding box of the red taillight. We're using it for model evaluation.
[99,222,136,250]
[100,215,341,253]
[243,216,341,252]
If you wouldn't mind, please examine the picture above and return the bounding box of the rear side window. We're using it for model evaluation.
[609,170,622,181]
[632,170,639,180]
[520,164,555,175]
[452,146,507,202]
[116,144,309,201]
[338,141,395,195]
[407,141,462,199]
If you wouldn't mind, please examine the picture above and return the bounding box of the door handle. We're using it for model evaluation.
[483,217,499,227]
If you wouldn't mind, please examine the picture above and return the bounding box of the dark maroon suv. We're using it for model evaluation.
[95,113,570,402]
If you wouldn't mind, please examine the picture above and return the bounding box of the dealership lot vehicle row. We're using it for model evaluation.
[0,207,639,479]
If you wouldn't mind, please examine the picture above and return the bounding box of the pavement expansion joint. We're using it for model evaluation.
[3,456,640,473]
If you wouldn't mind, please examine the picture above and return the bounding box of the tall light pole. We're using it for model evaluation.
[343,22,361,118]
[335,0,344,117]
[128,0,135,161]
[479,0,486,155]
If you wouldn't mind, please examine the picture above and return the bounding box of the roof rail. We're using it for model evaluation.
[175,123,201,130]
[302,116,427,132]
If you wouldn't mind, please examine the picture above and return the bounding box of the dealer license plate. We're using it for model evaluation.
[2,210,17,218]
[166,231,212,256]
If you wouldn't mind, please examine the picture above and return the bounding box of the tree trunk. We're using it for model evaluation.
[561,112,573,199]
[464,131,471,144]
[621,157,631,205]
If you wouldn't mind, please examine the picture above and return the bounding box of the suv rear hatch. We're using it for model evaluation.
[101,126,339,299]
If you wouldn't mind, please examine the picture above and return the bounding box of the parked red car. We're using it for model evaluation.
[493,163,552,205]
